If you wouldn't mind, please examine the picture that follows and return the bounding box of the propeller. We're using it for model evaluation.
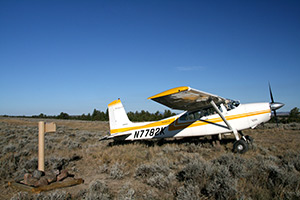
[268,82,284,126]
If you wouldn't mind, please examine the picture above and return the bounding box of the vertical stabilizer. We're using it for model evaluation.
[108,99,132,133]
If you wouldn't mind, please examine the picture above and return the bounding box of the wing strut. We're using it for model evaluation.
[210,100,240,140]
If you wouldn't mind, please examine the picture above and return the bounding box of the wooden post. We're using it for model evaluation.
[38,122,56,172]
[38,122,45,172]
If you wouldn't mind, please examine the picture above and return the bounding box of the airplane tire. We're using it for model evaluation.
[233,140,248,154]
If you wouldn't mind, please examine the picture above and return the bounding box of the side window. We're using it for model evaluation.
[180,113,187,121]
[180,109,210,121]
[201,107,218,118]
[179,112,199,121]
[179,106,222,122]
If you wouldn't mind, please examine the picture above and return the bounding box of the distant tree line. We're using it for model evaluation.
[127,110,176,122]
[270,107,300,123]
[29,109,176,122]
[3,107,299,123]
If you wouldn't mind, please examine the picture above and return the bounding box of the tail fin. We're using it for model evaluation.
[108,99,132,134]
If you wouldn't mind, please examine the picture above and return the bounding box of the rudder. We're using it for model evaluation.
[108,99,132,133]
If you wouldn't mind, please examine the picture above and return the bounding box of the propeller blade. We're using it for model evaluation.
[269,82,274,103]
[268,82,284,127]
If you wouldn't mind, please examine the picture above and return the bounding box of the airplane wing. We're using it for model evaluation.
[148,86,228,111]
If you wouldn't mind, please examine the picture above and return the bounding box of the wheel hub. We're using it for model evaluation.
[237,144,244,151]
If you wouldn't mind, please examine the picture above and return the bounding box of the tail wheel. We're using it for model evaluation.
[233,139,248,154]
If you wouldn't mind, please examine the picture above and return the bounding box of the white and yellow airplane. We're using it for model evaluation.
[101,86,284,153]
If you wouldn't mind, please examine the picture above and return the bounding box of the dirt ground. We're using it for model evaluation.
[1,117,299,199]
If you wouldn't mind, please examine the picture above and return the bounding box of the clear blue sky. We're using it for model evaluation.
[1,0,299,115]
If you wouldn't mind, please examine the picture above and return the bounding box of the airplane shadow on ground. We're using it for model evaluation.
[107,136,237,148]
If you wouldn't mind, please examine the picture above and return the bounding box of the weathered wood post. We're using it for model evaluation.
[38,122,56,172]
[38,122,45,171]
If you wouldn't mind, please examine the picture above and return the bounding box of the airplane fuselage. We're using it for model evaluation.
[111,102,271,140]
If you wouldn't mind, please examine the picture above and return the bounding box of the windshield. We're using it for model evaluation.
[226,100,240,110]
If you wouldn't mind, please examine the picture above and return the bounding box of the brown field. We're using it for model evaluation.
[0,117,300,199]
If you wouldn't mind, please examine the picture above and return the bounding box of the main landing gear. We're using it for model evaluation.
[209,100,253,154]
[233,131,253,154]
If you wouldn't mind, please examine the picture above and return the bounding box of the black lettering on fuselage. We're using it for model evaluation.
[140,130,145,137]
[155,128,160,135]
[160,127,166,135]
[132,127,167,138]
[145,129,150,137]
[134,131,139,138]
[150,128,155,136]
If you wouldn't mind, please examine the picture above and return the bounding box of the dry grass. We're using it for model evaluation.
[0,117,109,131]
[1,117,300,199]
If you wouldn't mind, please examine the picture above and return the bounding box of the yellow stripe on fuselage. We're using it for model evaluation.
[110,118,176,134]
[169,109,270,131]
[110,109,271,134]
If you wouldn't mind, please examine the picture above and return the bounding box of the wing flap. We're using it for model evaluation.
[149,86,227,111]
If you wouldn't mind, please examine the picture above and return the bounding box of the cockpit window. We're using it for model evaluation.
[226,100,240,110]
[179,100,240,122]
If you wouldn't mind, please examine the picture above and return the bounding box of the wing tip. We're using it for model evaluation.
[148,86,190,100]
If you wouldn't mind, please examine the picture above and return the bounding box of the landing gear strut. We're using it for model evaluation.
[233,131,253,154]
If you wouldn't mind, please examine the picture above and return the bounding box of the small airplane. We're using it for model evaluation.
[100,85,284,153]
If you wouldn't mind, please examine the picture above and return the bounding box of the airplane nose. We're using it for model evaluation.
[270,102,284,111]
